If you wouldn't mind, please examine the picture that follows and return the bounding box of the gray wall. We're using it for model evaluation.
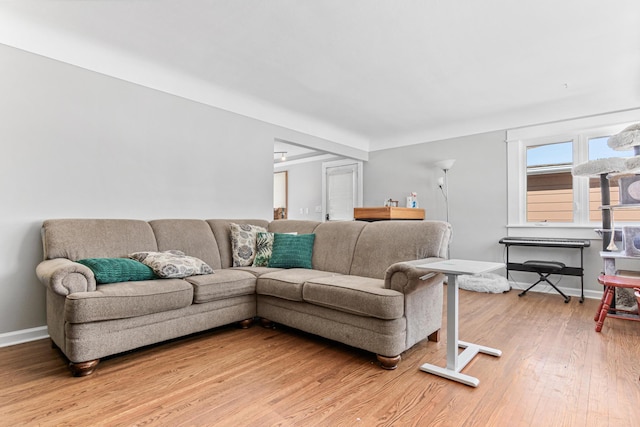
[364,131,507,263]
[0,44,344,335]
[275,160,324,222]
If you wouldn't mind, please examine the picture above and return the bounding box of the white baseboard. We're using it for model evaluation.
[0,326,49,348]
[508,281,602,301]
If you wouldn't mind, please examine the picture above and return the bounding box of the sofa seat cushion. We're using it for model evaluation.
[257,269,341,302]
[65,279,193,323]
[231,266,284,277]
[303,275,404,320]
[185,270,257,303]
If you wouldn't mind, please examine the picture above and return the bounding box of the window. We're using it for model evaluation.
[586,136,639,222]
[506,110,640,228]
[526,141,573,222]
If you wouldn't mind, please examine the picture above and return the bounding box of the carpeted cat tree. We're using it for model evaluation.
[572,123,640,311]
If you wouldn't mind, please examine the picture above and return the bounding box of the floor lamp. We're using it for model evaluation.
[435,159,456,223]
[436,159,456,260]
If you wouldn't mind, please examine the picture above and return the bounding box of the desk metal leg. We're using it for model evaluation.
[580,247,585,303]
[420,273,502,387]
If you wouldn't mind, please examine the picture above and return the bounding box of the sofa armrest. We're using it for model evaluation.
[36,259,97,296]
[384,258,445,293]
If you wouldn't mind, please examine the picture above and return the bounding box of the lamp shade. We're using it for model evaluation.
[435,159,456,171]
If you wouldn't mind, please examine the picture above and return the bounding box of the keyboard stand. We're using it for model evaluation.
[500,238,588,303]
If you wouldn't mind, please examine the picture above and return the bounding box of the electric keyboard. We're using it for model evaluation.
[499,237,590,248]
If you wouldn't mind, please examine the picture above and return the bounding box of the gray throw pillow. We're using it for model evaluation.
[129,250,213,278]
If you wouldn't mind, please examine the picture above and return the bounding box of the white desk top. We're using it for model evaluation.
[418,259,504,276]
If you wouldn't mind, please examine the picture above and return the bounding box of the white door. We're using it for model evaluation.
[322,160,363,221]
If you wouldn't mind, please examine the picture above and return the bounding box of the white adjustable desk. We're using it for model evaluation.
[418,259,504,387]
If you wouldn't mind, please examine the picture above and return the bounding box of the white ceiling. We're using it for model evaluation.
[1,1,639,153]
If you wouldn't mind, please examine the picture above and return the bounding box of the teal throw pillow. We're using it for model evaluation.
[76,258,156,284]
[268,233,315,269]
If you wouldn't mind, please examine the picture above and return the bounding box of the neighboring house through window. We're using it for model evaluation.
[526,140,573,223]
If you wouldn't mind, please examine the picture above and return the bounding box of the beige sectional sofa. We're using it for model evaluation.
[36,218,451,376]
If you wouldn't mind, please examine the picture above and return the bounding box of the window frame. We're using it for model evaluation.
[507,110,640,234]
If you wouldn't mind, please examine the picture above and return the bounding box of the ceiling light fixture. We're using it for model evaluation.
[274,151,287,161]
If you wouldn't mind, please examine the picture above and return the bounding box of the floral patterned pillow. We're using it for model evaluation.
[128,250,213,278]
[230,223,267,267]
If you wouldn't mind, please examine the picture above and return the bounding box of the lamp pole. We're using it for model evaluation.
[443,167,450,223]
[435,159,455,224]
[435,159,455,259]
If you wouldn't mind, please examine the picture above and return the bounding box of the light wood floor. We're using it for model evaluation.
[1,290,639,426]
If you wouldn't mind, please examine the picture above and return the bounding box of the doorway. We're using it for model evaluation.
[322,159,363,221]
[274,171,288,219]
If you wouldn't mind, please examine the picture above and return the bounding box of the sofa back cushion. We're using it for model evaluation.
[207,219,270,268]
[268,220,321,235]
[42,219,158,261]
[311,221,367,274]
[350,221,451,279]
[149,219,222,270]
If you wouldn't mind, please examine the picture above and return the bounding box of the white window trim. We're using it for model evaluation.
[506,109,640,236]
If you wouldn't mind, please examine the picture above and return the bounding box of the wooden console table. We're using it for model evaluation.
[353,207,425,221]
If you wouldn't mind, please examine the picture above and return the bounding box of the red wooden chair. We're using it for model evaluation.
[595,275,640,332]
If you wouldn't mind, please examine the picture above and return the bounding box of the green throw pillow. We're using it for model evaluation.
[252,232,275,267]
[267,233,315,269]
[76,258,156,284]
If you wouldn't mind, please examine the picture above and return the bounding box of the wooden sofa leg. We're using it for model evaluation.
[69,359,100,377]
[260,318,276,329]
[238,318,253,329]
[428,329,441,342]
[377,354,401,370]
